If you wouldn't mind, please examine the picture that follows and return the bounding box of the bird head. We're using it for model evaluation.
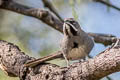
[63,18,81,37]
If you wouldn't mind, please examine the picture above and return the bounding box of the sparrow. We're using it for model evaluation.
[25,18,94,67]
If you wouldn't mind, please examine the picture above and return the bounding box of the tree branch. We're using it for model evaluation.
[0,0,63,32]
[88,32,117,46]
[0,0,117,46]
[0,40,120,80]
[94,0,120,11]
[0,1,119,80]
[42,0,63,22]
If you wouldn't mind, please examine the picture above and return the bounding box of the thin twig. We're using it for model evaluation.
[94,0,120,11]
[42,0,63,22]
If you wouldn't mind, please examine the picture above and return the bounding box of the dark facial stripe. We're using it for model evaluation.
[65,23,77,36]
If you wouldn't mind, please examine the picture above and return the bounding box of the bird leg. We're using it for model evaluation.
[61,50,70,67]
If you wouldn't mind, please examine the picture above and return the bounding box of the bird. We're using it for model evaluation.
[24,18,94,67]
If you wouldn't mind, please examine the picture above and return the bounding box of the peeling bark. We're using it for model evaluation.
[0,40,120,80]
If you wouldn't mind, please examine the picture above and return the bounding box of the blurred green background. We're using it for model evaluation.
[0,0,120,80]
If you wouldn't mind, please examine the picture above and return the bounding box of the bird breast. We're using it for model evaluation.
[66,34,94,60]
[66,45,88,60]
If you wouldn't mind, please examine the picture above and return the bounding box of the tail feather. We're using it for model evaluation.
[24,51,62,67]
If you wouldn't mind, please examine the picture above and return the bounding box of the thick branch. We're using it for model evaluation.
[0,1,119,80]
[0,0,63,32]
[0,40,120,80]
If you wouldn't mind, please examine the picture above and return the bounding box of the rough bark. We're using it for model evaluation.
[0,1,120,80]
[0,40,120,80]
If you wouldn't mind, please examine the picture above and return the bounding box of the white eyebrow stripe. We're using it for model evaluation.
[65,22,78,31]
